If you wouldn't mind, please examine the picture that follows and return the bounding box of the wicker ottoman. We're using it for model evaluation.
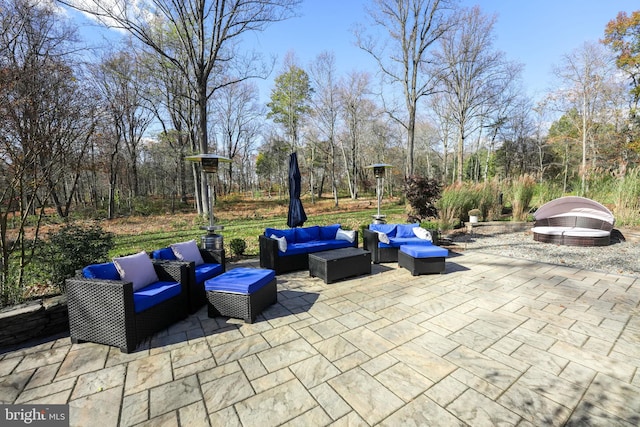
[204,268,277,323]
[398,245,448,276]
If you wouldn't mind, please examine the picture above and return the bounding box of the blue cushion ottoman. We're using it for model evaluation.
[398,245,448,275]
[204,268,277,323]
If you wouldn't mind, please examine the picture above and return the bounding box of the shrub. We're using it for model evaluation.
[404,175,442,221]
[229,238,247,257]
[359,223,368,239]
[614,168,640,226]
[40,223,115,291]
[436,183,477,229]
[477,179,503,221]
[510,175,536,221]
[419,220,441,245]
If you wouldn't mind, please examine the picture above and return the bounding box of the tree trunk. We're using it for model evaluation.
[457,125,465,183]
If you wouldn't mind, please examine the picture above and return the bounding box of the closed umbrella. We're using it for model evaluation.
[287,152,307,228]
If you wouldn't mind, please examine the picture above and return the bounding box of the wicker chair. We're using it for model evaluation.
[151,247,225,313]
[66,261,189,353]
[363,228,399,263]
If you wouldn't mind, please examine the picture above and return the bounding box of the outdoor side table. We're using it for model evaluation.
[308,247,371,284]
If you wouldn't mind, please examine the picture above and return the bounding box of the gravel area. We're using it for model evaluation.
[447,225,640,278]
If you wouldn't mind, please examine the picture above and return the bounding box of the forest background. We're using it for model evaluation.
[2,0,640,306]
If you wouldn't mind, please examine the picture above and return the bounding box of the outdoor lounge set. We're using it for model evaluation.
[531,196,614,246]
[67,240,275,353]
[261,222,448,278]
[68,222,449,353]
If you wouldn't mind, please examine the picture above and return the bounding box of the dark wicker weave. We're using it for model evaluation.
[308,248,371,284]
[533,232,610,247]
[65,262,189,353]
[206,278,277,323]
[397,250,445,276]
[532,216,613,247]
[152,248,225,314]
[259,232,358,275]
[363,228,401,263]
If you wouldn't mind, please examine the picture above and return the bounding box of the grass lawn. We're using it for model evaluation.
[105,195,410,258]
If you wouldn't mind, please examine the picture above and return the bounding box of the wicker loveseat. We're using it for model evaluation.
[531,196,614,247]
[259,224,358,274]
[151,244,225,313]
[66,256,189,353]
[363,223,434,263]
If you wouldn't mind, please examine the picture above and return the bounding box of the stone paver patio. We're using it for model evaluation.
[1,250,639,426]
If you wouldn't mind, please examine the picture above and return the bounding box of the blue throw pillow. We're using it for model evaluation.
[265,228,296,243]
[83,262,120,280]
[295,226,320,242]
[396,223,419,238]
[319,224,341,240]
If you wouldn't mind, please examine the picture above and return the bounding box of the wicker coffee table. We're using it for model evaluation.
[308,247,371,284]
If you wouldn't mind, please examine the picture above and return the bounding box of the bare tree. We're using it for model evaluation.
[531,99,553,181]
[60,0,300,216]
[428,92,454,183]
[0,0,91,303]
[433,6,522,183]
[481,83,526,182]
[138,36,197,206]
[212,80,263,193]
[89,48,154,216]
[355,0,454,177]
[552,41,616,195]
[338,71,375,199]
[309,51,341,206]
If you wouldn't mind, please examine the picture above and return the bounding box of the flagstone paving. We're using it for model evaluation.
[1,251,639,426]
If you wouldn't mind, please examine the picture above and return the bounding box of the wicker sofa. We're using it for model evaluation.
[531,196,614,247]
[363,223,434,263]
[259,224,358,274]
[66,259,189,353]
[151,246,225,313]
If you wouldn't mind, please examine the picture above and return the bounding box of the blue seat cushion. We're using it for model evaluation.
[194,263,223,284]
[205,268,276,294]
[380,237,433,248]
[265,227,296,244]
[133,281,182,313]
[400,245,448,258]
[151,247,177,261]
[83,262,120,280]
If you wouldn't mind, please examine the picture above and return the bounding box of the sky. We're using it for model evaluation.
[70,0,639,103]
[241,0,638,103]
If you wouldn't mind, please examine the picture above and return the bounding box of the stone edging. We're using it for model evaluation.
[0,295,69,350]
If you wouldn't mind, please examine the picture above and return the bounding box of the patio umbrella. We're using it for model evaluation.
[287,152,307,228]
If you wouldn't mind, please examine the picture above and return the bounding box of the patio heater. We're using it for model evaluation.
[366,163,393,224]
[185,154,231,251]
